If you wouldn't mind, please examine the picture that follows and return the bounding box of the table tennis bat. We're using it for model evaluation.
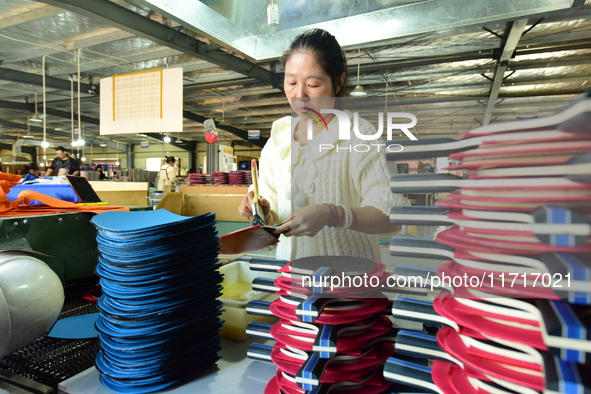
[249,342,394,391]
[437,194,591,213]
[445,145,590,171]
[433,293,591,363]
[386,129,588,161]
[432,360,529,394]
[438,326,591,393]
[467,153,591,183]
[449,140,591,164]
[384,357,443,394]
[391,173,590,194]
[385,107,591,160]
[390,205,591,246]
[240,256,289,272]
[437,227,591,254]
[273,368,392,394]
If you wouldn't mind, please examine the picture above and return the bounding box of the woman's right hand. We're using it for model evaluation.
[238,191,271,223]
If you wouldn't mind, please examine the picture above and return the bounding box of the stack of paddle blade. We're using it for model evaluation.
[90,210,223,393]
[385,92,591,393]
[243,256,396,394]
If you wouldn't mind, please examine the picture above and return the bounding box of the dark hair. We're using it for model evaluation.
[282,28,350,97]
[55,146,66,152]
[165,156,176,164]
[95,165,103,171]
[28,162,39,172]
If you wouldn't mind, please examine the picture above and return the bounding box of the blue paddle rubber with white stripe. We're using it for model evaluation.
[296,294,325,323]
[533,205,589,247]
[296,353,328,390]
[542,351,591,394]
[311,266,335,294]
[536,299,590,364]
[312,325,338,359]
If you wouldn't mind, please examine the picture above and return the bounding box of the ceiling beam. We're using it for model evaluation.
[182,110,266,148]
[1,29,134,64]
[0,4,63,30]
[0,68,261,146]
[36,0,280,88]
[0,119,127,152]
[0,67,96,93]
[0,100,31,110]
[483,19,529,125]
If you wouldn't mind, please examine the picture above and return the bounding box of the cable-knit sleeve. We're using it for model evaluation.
[251,118,289,218]
[257,141,279,216]
[349,119,409,215]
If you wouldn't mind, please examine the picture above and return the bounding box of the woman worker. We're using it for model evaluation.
[157,156,177,192]
[238,28,407,261]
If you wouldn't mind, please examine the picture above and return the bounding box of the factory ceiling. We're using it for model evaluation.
[0,0,589,155]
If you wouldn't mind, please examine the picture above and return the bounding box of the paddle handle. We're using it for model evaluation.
[242,256,289,272]
[245,322,274,340]
[247,343,273,362]
[390,173,462,193]
[296,353,328,391]
[390,206,452,226]
[386,137,466,161]
[312,324,338,359]
[392,298,458,330]
[296,294,326,323]
[396,330,454,362]
[252,277,279,293]
[246,300,274,316]
[384,357,443,394]
[390,237,454,260]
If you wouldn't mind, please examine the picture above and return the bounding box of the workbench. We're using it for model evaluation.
[58,339,277,394]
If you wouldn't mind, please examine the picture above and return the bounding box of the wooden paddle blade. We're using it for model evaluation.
[219,225,279,255]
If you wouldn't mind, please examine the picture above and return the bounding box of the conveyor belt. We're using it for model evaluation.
[0,280,100,391]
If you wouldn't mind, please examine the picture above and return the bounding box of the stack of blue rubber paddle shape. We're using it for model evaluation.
[91,209,222,393]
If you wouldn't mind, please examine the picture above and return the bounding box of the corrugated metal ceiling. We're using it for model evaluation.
[0,0,588,156]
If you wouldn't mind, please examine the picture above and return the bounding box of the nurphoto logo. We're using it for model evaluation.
[301,108,417,153]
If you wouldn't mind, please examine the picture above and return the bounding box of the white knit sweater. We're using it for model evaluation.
[257,112,408,261]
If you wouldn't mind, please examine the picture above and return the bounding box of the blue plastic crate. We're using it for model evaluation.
[7,183,81,206]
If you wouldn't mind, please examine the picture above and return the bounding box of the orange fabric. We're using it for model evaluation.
[0,174,129,216]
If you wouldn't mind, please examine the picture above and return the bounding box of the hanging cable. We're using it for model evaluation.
[41,55,48,159]
[71,77,74,144]
[77,49,82,155]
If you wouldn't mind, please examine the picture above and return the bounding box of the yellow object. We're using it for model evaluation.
[218,260,278,342]
[221,281,262,302]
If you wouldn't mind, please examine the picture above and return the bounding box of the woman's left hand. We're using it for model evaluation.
[275,204,330,237]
